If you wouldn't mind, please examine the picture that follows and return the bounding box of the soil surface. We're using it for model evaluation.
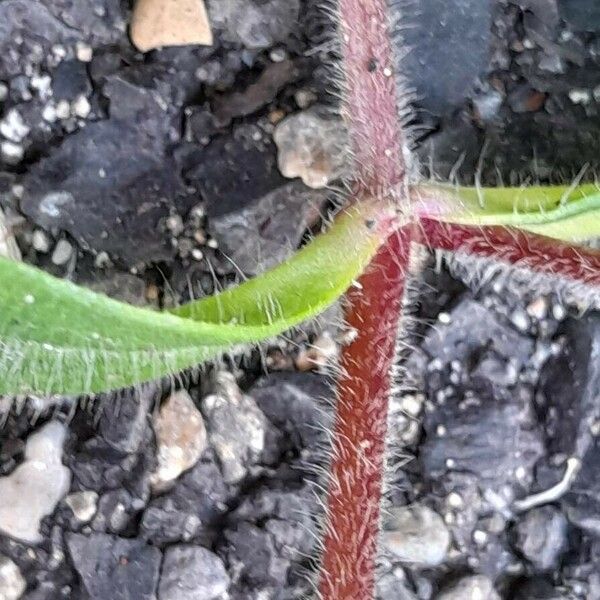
[0,1,599,599]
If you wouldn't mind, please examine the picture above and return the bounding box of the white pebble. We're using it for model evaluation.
[71,95,91,119]
[65,491,98,523]
[75,41,93,63]
[568,89,591,105]
[1,141,24,165]
[0,109,30,143]
[32,229,51,253]
[42,104,58,123]
[473,529,488,546]
[0,555,26,600]
[511,309,530,332]
[51,239,74,266]
[30,73,52,98]
[55,100,71,120]
[0,421,71,544]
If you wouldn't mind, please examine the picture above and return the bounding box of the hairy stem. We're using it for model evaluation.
[317,0,410,596]
[418,218,600,287]
[319,227,411,600]
[338,0,405,192]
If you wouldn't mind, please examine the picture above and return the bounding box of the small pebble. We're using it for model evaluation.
[94,251,112,269]
[130,0,213,52]
[552,304,566,320]
[294,89,317,109]
[151,390,208,490]
[526,297,548,320]
[0,555,26,600]
[1,141,24,165]
[55,100,71,120]
[71,95,91,119]
[51,239,74,266]
[0,109,30,143]
[0,422,71,544]
[269,47,287,62]
[510,308,530,332]
[65,491,99,523]
[568,89,591,105]
[32,229,51,253]
[42,104,58,123]
[274,109,348,188]
[75,42,93,63]
[166,214,184,235]
[381,504,451,566]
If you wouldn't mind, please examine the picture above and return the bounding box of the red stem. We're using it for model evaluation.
[418,218,600,287]
[317,0,409,597]
[318,227,411,599]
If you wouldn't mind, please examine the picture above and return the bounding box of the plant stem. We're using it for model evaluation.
[418,218,600,287]
[338,0,405,192]
[318,227,411,600]
[317,0,409,596]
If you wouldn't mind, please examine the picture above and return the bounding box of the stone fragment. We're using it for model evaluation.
[66,533,161,600]
[421,386,544,489]
[65,491,99,524]
[380,504,451,566]
[151,390,207,489]
[0,109,29,143]
[513,506,568,570]
[250,372,332,453]
[51,59,92,101]
[274,109,348,188]
[91,489,137,534]
[207,0,299,49]
[202,372,268,483]
[0,555,26,600]
[158,546,229,600]
[0,0,123,79]
[20,115,187,267]
[186,125,286,219]
[50,239,73,266]
[131,0,213,52]
[141,458,228,545]
[223,485,317,596]
[0,421,71,544]
[209,181,326,275]
[31,230,51,254]
[435,575,500,600]
[97,386,156,454]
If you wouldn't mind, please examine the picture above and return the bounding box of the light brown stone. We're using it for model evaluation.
[151,390,207,490]
[130,0,213,52]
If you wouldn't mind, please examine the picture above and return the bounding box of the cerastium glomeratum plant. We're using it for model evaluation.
[1,1,600,599]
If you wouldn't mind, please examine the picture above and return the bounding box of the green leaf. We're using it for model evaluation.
[0,203,388,396]
[415,182,600,242]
